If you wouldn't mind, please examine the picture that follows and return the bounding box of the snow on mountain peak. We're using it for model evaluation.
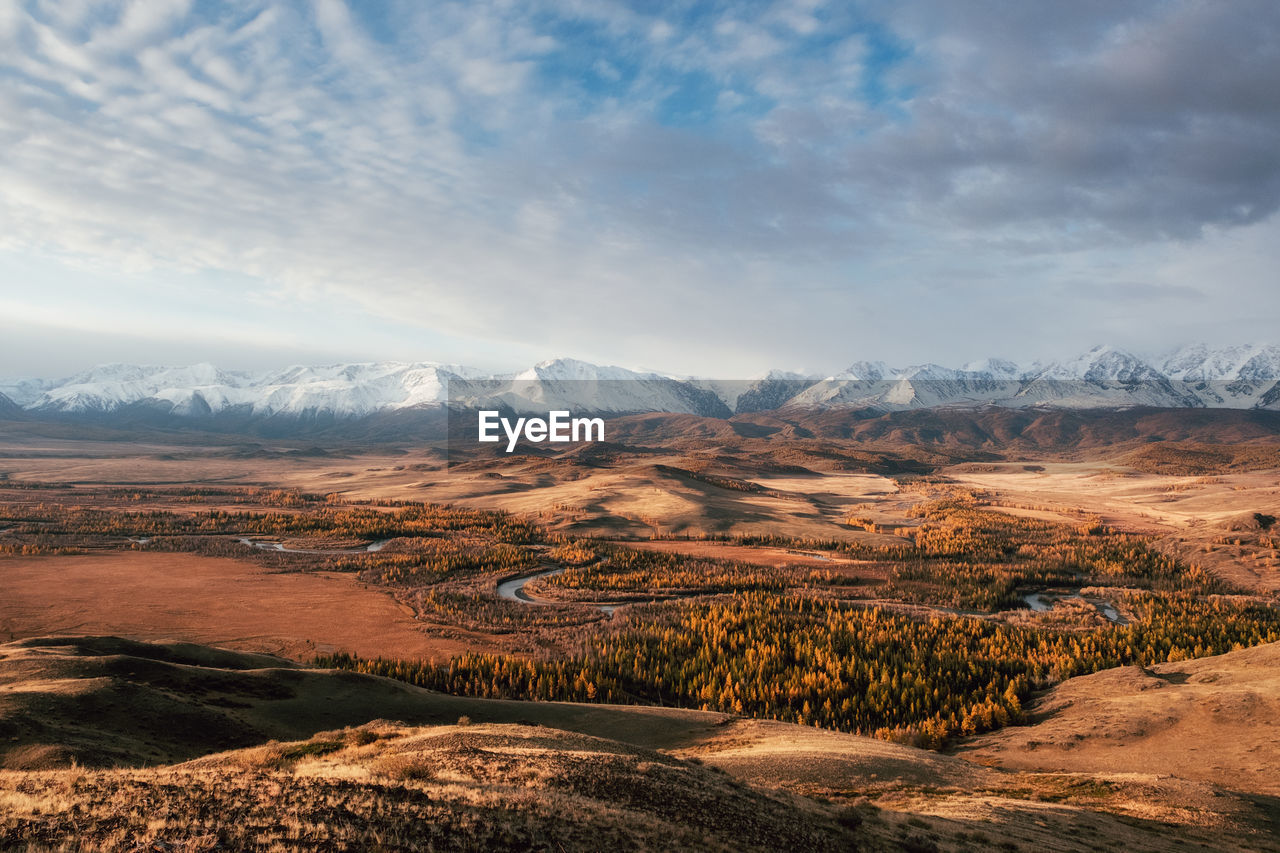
[898,363,961,381]
[1032,346,1158,382]
[4,345,1278,420]
[837,360,893,381]
[960,358,1022,379]
[1159,343,1280,382]
[517,358,660,382]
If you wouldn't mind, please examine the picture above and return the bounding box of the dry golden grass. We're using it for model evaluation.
[0,635,732,769]
[3,636,1280,851]
[956,640,1280,797]
[0,551,477,662]
[1,722,859,852]
[944,460,1280,592]
[5,634,1280,851]
[5,718,1275,853]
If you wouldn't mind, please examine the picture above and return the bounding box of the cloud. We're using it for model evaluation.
[0,0,1278,376]
[861,0,1280,239]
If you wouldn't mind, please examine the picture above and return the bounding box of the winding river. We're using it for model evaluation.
[496,567,620,615]
[496,566,567,603]
[1022,590,1124,624]
[127,534,389,555]
[129,532,1128,625]
[237,537,391,554]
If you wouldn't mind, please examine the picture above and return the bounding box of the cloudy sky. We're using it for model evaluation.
[2,0,1279,378]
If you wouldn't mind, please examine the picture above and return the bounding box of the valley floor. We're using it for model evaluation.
[1,432,1279,850]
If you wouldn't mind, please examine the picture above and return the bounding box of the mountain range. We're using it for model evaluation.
[3,345,1279,426]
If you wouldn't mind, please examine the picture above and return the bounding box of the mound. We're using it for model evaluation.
[4,723,1266,853]
[0,635,992,786]
[0,636,427,768]
[1221,511,1278,532]
[0,636,741,769]
[0,721,860,852]
[1124,441,1280,475]
[2,637,1276,851]
[954,641,1280,795]
[679,719,992,794]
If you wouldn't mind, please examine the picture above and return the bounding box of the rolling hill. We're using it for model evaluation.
[3,636,1280,851]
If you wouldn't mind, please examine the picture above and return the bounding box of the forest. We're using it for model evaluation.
[320,590,1280,748]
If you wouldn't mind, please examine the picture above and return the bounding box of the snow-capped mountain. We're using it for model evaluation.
[777,345,1274,412]
[695,371,823,414]
[1010,346,1201,409]
[837,361,893,381]
[454,358,732,417]
[510,358,657,384]
[1157,344,1280,381]
[29,363,257,415]
[1153,344,1280,408]
[2,345,1278,425]
[0,376,52,408]
[3,362,495,418]
[960,358,1024,380]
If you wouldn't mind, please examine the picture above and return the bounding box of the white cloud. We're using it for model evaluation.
[88,0,193,54]
[0,0,1277,377]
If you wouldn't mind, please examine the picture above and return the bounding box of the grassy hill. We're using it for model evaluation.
[5,636,1280,851]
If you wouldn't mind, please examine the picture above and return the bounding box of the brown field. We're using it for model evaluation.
[0,552,484,661]
[3,434,1278,653]
[0,435,920,541]
[407,463,911,541]
[946,461,1280,591]
[946,461,1280,534]
[5,432,1276,582]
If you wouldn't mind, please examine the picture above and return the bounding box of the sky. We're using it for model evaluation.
[2,0,1280,379]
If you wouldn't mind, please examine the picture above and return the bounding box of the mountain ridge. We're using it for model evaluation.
[3,345,1280,422]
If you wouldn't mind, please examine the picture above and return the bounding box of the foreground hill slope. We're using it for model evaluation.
[0,636,739,770]
[956,640,1280,797]
[4,637,1280,851]
[0,636,980,790]
[3,721,861,852]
